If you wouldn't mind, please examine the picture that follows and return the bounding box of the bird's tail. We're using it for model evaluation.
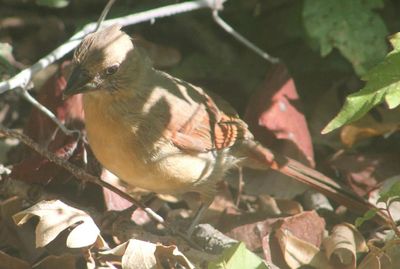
[242,140,387,222]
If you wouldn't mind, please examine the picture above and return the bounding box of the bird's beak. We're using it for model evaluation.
[63,66,95,100]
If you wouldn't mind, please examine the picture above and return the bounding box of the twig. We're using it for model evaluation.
[18,88,78,136]
[95,0,117,32]
[212,10,280,63]
[384,201,400,238]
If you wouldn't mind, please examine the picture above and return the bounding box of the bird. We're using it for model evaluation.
[63,25,379,233]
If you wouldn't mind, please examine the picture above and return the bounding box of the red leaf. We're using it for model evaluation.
[244,64,314,167]
[23,61,84,144]
[10,132,83,184]
[10,61,85,184]
[329,152,400,196]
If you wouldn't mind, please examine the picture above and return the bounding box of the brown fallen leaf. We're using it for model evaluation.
[225,211,325,253]
[329,152,400,196]
[258,195,303,216]
[32,254,77,269]
[154,244,195,269]
[384,240,400,269]
[340,106,400,148]
[0,250,30,269]
[274,211,326,248]
[258,195,282,215]
[0,196,44,263]
[260,211,326,267]
[323,223,368,269]
[99,239,195,269]
[358,244,392,269]
[226,218,278,251]
[275,228,332,269]
[13,200,106,249]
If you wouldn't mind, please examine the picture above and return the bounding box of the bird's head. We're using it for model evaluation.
[64,25,147,98]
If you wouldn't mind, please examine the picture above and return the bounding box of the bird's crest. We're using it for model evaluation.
[74,24,127,65]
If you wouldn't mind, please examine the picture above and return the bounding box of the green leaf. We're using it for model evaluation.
[36,0,69,8]
[303,0,388,75]
[355,209,378,227]
[322,34,400,134]
[378,181,400,204]
[208,243,269,269]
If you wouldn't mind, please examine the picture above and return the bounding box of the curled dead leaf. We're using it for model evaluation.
[358,244,392,269]
[12,200,105,249]
[154,244,195,269]
[275,228,332,269]
[99,239,194,269]
[323,223,368,269]
[0,250,30,269]
[32,254,77,269]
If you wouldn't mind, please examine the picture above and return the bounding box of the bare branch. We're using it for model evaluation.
[95,0,117,32]
[212,10,280,64]
[18,88,79,136]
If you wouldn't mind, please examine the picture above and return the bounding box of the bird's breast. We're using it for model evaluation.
[82,93,227,195]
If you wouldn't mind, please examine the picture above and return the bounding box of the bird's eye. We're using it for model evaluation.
[105,64,119,75]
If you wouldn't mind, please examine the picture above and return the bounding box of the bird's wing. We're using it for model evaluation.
[166,79,250,153]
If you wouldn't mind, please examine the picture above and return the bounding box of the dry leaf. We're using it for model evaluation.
[384,240,400,269]
[275,228,332,269]
[358,244,392,269]
[154,245,195,269]
[258,195,282,215]
[0,196,44,263]
[258,195,303,216]
[275,198,303,215]
[226,218,278,251]
[329,152,400,196]
[12,200,104,248]
[340,106,400,147]
[323,223,368,269]
[274,211,326,247]
[100,239,194,269]
[33,254,77,269]
[0,250,30,269]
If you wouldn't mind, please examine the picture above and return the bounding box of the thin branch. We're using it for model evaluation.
[212,10,280,64]
[18,88,79,136]
[95,0,117,32]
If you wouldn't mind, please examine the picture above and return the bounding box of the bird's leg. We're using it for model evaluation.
[187,202,208,236]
